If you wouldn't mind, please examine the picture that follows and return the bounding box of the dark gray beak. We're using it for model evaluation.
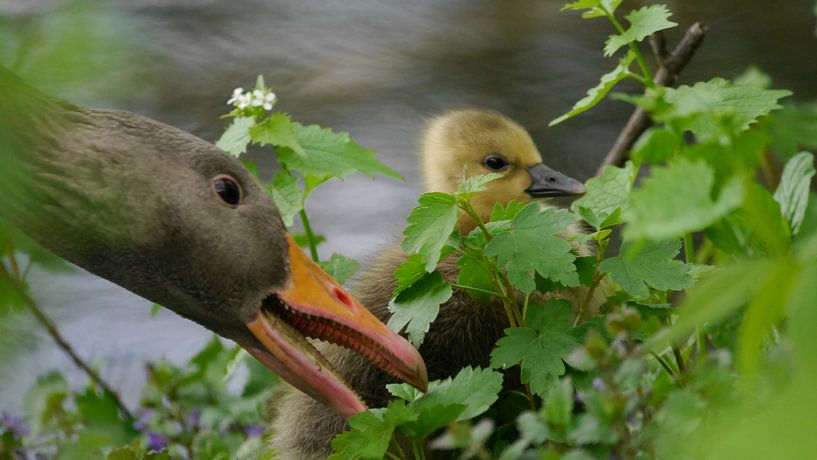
[525,163,586,197]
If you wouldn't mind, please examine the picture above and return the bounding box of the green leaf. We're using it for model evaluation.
[631,127,681,165]
[267,168,303,227]
[765,103,817,158]
[490,300,581,396]
[599,239,693,299]
[319,253,360,285]
[734,66,772,89]
[456,252,497,301]
[774,151,815,235]
[149,303,162,317]
[249,112,305,157]
[276,123,401,180]
[625,159,743,240]
[215,117,254,157]
[707,183,790,257]
[392,253,427,296]
[387,271,453,346]
[571,162,634,229]
[490,200,526,222]
[76,389,137,446]
[604,5,677,56]
[330,401,413,460]
[485,204,578,293]
[416,367,503,421]
[631,78,792,140]
[456,172,503,198]
[550,51,635,126]
[561,0,622,18]
[402,192,459,272]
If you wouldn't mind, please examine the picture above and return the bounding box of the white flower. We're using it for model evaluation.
[265,92,276,102]
[226,85,277,112]
[263,102,273,110]
[227,87,244,105]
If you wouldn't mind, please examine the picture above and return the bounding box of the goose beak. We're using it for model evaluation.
[525,163,586,197]
[245,234,427,418]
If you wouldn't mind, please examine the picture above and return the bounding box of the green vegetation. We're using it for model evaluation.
[2,1,817,459]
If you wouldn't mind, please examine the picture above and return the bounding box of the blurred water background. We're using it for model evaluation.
[1,0,815,411]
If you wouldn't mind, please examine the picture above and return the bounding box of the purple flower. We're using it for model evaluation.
[245,425,265,437]
[592,377,606,391]
[185,409,201,429]
[133,408,155,431]
[146,430,169,452]
[1,411,31,438]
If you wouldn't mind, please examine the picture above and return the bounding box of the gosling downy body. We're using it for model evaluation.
[0,68,426,419]
[271,109,587,459]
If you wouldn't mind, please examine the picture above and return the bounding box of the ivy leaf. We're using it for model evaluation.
[276,123,401,180]
[319,253,360,285]
[387,271,453,346]
[216,117,254,157]
[490,300,581,396]
[485,204,579,293]
[561,0,622,18]
[550,51,635,126]
[249,113,305,157]
[604,5,677,57]
[598,239,693,299]
[571,162,634,229]
[402,192,459,272]
[267,169,303,227]
[774,151,815,235]
[625,159,743,240]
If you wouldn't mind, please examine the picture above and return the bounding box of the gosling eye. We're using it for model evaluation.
[211,175,242,207]
[483,154,509,171]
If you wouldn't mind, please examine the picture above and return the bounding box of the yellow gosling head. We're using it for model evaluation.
[420,109,585,232]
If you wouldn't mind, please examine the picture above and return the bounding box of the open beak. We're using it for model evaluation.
[525,163,586,197]
[245,235,427,418]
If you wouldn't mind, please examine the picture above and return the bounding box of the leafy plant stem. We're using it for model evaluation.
[0,252,133,419]
[460,200,492,242]
[683,233,694,264]
[450,283,503,298]
[298,208,320,262]
[411,439,425,460]
[604,10,655,86]
[575,237,610,327]
[650,352,681,386]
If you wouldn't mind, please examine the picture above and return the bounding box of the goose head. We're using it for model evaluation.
[421,109,586,232]
[0,69,426,419]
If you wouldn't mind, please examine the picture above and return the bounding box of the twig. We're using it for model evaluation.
[1,254,133,419]
[597,22,707,175]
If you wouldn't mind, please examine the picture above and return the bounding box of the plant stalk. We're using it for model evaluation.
[298,208,320,262]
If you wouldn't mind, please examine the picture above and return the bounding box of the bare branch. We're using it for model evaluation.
[597,22,707,176]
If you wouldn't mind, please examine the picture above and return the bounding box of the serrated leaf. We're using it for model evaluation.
[774,151,815,235]
[490,300,581,395]
[392,253,427,296]
[561,0,622,18]
[550,51,635,126]
[456,172,503,198]
[402,192,459,272]
[571,162,634,229]
[599,239,693,299]
[249,112,305,157]
[631,78,792,140]
[631,127,681,165]
[625,159,744,240]
[456,252,496,301]
[267,168,303,227]
[329,401,413,459]
[215,117,254,157]
[387,271,453,346]
[420,367,503,421]
[490,200,526,222]
[319,253,360,285]
[604,5,677,56]
[765,103,817,158]
[485,204,578,293]
[276,123,401,180]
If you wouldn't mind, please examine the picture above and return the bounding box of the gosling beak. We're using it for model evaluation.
[525,163,586,197]
[245,234,428,418]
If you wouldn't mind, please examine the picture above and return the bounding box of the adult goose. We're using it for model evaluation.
[0,67,427,420]
[271,109,588,459]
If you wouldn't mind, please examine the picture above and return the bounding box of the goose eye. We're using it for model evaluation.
[484,154,508,171]
[211,175,242,206]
